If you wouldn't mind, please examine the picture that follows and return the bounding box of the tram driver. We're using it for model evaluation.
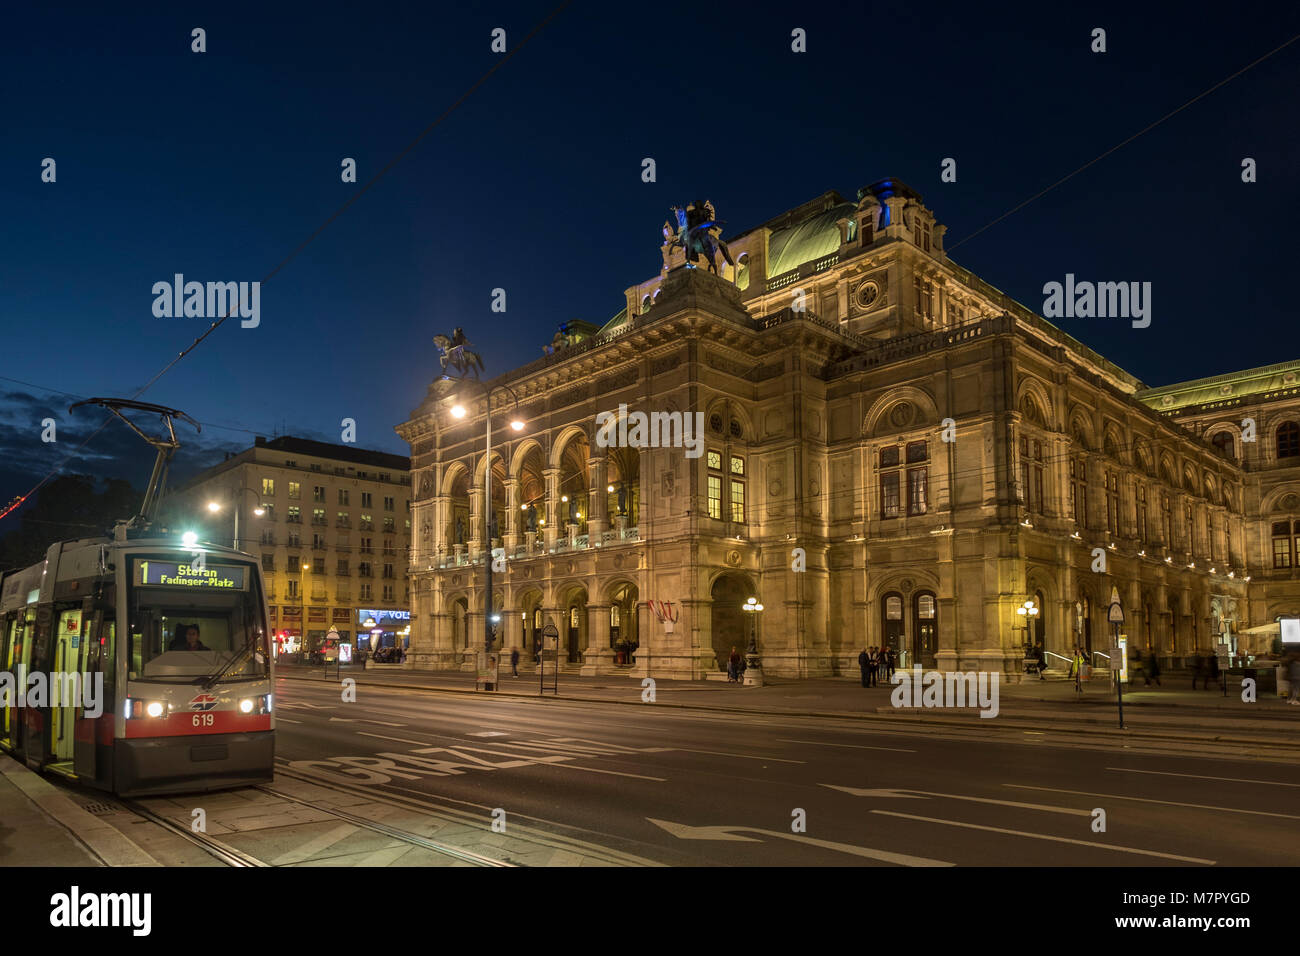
[168,623,210,651]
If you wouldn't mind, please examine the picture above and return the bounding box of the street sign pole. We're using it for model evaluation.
[1107,586,1126,730]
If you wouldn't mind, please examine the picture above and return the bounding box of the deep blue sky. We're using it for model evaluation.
[3,0,1298,512]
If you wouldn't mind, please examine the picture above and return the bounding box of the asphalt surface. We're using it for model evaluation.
[270,676,1300,866]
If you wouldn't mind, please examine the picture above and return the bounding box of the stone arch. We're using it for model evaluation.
[442,459,471,489]
[1102,421,1127,463]
[554,580,590,663]
[1262,485,1300,514]
[1183,463,1199,495]
[1015,376,1054,427]
[862,386,941,437]
[509,438,544,479]
[709,570,757,673]
[1067,405,1096,450]
[602,577,640,659]
[1133,438,1155,476]
[704,397,754,443]
[550,424,590,471]
[1159,452,1179,488]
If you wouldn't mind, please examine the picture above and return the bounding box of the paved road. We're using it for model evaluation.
[271,676,1300,866]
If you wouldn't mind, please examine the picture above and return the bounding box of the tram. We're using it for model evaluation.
[0,399,274,795]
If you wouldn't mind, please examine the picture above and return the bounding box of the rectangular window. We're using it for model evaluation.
[708,476,722,519]
[729,457,744,476]
[907,468,928,516]
[260,529,275,546]
[880,446,900,468]
[262,478,275,497]
[287,580,299,599]
[288,481,300,500]
[361,514,374,531]
[312,508,326,526]
[312,533,325,550]
[1161,495,1171,544]
[384,496,395,511]
[1183,502,1193,550]
[1105,472,1120,535]
[261,554,274,572]
[383,585,395,602]
[383,516,395,532]
[1272,522,1292,569]
[313,486,325,503]
[361,537,372,554]
[339,489,350,505]
[337,512,350,528]
[881,472,900,518]
[337,560,349,576]
[262,502,275,520]
[287,531,300,548]
[383,563,394,578]
[1136,485,1148,542]
[730,480,745,522]
[313,558,325,575]
[362,492,373,508]
[707,451,722,470]
[360,584,372,601]
[287,506,301,524]
[906,440,928,463]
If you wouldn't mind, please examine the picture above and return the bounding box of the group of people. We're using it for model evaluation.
[372,644,405,664]
[857,646,896,687]
[726,646,747,682]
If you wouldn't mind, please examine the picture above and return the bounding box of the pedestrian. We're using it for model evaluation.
[1072,646,1083,691]
[1144,649,1161,687]
[510,647,520,678]
[1287,652,1300,705]
[884,645,896,683]
[858,647,869,688]
[728,646,741,683]
[1206,650,1220,691]
[1034,640,1047,680]
[868,646,880,687]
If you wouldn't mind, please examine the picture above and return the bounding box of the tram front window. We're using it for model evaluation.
[128,558,267,681]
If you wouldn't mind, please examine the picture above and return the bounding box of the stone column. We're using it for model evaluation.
[468,488,483,558]
[588,456,608,540]
[581,603,612,675]
[503,478,520,550]
[543,468,561,550]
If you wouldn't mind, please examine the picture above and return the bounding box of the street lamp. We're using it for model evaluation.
[300,562,310,660]
[1015,598,1040,658]
[206,487,266,551]
[741,596,764,687]
[445,380,524,677]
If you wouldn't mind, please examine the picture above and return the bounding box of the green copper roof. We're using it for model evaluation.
[765,201,856,278]
[1136,358,1300,412]
[596,305,628,337]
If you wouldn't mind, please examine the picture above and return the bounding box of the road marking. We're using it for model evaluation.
[328,717,406,727]
[1007,784,1300,820]
[781,739,917,753]
[467,731,509,737]
[276,717,302,724]
[820,786,927,799]
[823,785,1089,815]
[357,732,439,746]
[269,823,357,865]
[559,765,666,782]
[1107,768,1300,788]
[647,818,952,866]
[672,748,804,764]
[869,811,1216,864]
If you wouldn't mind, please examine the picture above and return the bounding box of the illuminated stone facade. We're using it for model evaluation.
[398,180,1286,679]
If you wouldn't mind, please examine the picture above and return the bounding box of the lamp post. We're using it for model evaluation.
[300,562,310,661]
[449,383,524,677]
[741,596,764,687]
[1015,598,1040,673]
[206,486,265,551]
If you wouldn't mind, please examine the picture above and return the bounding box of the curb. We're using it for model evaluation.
[0,757,159,867]
[275,671,1300,750]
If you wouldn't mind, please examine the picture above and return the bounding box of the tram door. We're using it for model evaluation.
[52,609,84,763]
[74,609,111,781]
[1,615,16,747]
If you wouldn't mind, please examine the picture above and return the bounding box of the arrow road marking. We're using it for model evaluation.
[820,786,928,799]
[823,785,1089,815]
[646,818,952,866]
[870,810,1216,865]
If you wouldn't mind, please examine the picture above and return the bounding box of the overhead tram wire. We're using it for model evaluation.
[0,0,574,526]
[947,30,1300,252]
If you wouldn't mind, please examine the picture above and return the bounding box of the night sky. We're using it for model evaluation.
[3,0,1298,514]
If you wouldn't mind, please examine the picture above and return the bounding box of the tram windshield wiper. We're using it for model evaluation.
[202,638,258,689]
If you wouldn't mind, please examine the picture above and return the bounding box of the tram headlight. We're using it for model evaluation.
[145,701,164,718]
[239,698,254,714]
[127,698,167,719]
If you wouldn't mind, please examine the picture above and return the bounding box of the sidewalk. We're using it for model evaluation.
[0,756,157,866]
[275,663,1300,744]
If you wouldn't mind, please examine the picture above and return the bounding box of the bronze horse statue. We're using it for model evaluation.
[668,200,736,275]
[434,328,485,380]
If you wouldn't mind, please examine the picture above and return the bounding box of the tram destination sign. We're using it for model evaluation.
[133,559,247,590]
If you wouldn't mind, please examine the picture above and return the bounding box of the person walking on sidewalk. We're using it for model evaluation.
[1033,641,1047,681]
[870,647,882,687]
[1288,652,1300,705]
[1144,649,1161,687]
[728,646,742,683]
[884,645,896,683]
[858,647,870,688]
[510,647,520,678]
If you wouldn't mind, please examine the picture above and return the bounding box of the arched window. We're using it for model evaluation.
[881,592,904,660]
[1278,422,1300,459]
[1211,431,1235,459]
[913,592,937,667]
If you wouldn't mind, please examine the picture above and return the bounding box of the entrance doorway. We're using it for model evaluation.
[913,592,937,669]
[710,573,752,673]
